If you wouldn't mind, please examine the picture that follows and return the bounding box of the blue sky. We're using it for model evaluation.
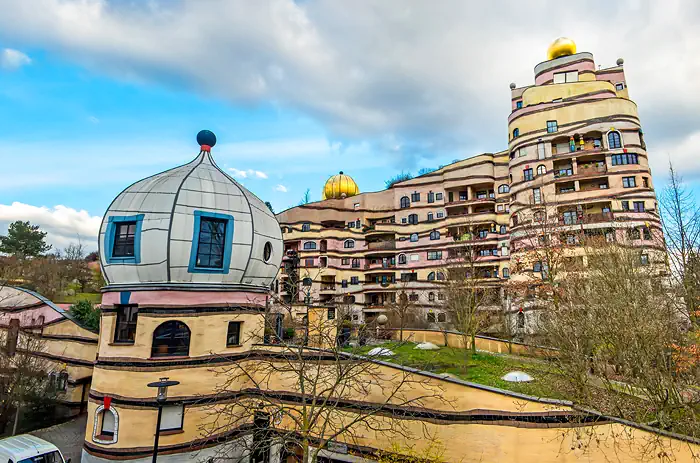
[1,0,699,250]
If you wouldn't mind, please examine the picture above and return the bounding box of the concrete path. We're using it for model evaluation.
[31,414,87,463]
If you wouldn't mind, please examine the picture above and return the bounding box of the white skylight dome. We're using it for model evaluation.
[98,130,282,291]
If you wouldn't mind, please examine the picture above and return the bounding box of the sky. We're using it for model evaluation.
[1,0,700,251]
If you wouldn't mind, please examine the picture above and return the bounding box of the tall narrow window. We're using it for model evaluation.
[408,214,418,225]
[427,212,434,222]
[513,128,520,138]
[608,131,622,149]
[226,321,242,347]
[114,305,138,344]
[428,192,435,203]
[516,100,523,109]
[533,188,542,204]
[351,258,360,268]
[411,192,420,202]
[523,168,533,181]
[112,222,137,258]
[195,217,227,269]
[537,142,546,160]
[537,165,546,176]
[400,196,410,208]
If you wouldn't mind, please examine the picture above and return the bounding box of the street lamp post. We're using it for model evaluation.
[147,377,180,463]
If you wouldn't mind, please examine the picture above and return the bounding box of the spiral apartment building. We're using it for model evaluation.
[276,38,662,329]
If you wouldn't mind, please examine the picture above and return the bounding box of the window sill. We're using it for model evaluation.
[109,341,135,346]
[226,344,243,348]
[159,429,184,436]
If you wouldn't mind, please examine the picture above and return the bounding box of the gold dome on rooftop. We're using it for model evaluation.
[322,171,359,200]
[547,37,577,60]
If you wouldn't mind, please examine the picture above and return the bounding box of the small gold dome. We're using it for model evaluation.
[322,171,359,200]
[547,37,577,60]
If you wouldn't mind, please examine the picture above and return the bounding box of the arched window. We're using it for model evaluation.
[351,258,360,268]
[437,272,445,281]
[410,233,419,242]
[344,295,356,304]
[498,184,510,194]
[344,239,355,249]
[400,196,410,209]
[303,241,316,250]
[427,272,436,281]
[93,405,119,444]
[428,292,435,302]
[398,254,407,264]
[513,128,520,138]
[607,130,622,149]
[408,214,418,225]
[437,312,446,322]
[429,230,440,240]
[537,165,546,176]
[151,321,191,358]
[302,277,312,286]
[517,311,525,329]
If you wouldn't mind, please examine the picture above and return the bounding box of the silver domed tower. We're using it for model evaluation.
[99,130,282,291]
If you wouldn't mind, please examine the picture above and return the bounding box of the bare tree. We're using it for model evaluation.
[441,228,497,365]
[541,235,700,456]
[660,161,700,321]
[385,280,424,342]
[201,293,446,463]
[0,290,62,434]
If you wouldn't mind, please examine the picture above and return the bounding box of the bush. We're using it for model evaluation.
[69,300,100,332]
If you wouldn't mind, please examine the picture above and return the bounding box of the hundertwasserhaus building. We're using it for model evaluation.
[275,37,662,332]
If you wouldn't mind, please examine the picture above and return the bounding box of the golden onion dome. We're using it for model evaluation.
[322,171,359,200]
[547,37,577,60]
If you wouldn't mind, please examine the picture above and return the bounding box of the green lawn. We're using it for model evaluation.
[349,342,568,400]
[54,292,102,304]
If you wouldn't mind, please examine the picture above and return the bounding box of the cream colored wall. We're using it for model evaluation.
[509,98,639,142]
[522,81,616,106]
[86,356,700,462]
[99,312,264,359]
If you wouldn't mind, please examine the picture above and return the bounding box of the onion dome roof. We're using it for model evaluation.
[98,130,283,291]
[547,37,577,60]
[321,171,360,200]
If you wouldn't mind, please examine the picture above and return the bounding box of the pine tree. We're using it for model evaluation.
[0,221,52,258]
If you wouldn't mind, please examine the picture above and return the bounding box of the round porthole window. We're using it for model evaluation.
[263,242,273,262]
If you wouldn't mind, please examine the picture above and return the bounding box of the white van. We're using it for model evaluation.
[0,435,70,463]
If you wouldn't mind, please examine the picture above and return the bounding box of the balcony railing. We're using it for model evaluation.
[320,284,336,291]
[554,168,574,178]
[559,212,614,225]
[367,241,396,251]
[365,262,396,270]
[577,164,607,176]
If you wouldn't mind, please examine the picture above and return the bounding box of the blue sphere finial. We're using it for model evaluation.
[197,130,217,148]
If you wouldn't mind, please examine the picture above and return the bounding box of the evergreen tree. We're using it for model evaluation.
[265,201,275,214]
[0,221,52,258]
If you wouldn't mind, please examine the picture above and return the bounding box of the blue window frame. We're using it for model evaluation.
[188,211,234,274]
[105,215,144,264]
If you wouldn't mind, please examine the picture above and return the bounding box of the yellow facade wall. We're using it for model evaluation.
[522,81,615,106]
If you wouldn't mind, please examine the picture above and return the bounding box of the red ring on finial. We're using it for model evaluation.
[200,144,211,152]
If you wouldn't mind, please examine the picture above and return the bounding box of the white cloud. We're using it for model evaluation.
[88,115,100,124]
[0,48,31,70]
[227,167,268,179]
[1,0,699,177]
[275,184,288,193]
[228,167,248,179]
[0,202,101,251]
